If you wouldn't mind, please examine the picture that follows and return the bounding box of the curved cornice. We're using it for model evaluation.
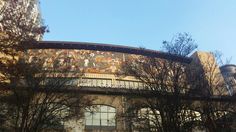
[27,41,192,64]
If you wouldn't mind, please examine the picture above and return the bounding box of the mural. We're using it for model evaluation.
[25,49,138,74]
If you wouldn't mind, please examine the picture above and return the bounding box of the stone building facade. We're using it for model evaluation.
[23,41,234,132]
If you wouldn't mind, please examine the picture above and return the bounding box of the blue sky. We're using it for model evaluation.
[40,0,236,64]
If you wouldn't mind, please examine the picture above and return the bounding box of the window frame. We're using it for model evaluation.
[85,105,116,130]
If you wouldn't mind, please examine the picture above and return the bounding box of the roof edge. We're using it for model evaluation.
[27,41,192,64]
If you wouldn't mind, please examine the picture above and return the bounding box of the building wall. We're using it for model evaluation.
[220,64,236,95]
[1,0,41,24]
[22,45,231,131]
[0,0,42,40]
[190,51,227,95]
[63,95,125,132]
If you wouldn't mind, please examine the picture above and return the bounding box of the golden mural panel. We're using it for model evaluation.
[25,49,138,74]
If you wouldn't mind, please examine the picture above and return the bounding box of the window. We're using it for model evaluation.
[85,105,116,130]
[138,108,161,125]
[133,108,161,132]
[40,78,78,86]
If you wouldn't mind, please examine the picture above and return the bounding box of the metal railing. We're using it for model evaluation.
[77,78,145,89]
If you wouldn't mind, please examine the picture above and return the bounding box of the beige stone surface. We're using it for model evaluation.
[190,51,227,95]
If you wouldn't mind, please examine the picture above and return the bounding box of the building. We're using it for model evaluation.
[22,41,234,132]
[220,64,236,95]
[0,0,42,40]
[0,0,41,22]
[0,1,234,131]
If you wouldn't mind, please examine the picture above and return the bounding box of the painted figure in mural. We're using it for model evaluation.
[110,64,117,73]
[84,58,89,67]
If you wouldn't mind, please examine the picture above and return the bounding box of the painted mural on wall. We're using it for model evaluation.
[25,49,138,74]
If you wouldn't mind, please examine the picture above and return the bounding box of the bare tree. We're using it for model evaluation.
[162,32,197,57]
[120,33,200,132]
[212,50,232,67]
[0,60,93,132]
[120,33,236,132]
[0,1,92,131]
[189,51,236,131]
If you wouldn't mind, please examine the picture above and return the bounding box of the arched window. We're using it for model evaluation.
[179,110,201,122]
[134,108,161,131]
[138,108,161,125]
[85,105,116,130]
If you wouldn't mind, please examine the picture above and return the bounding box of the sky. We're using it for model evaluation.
[40,0,236,64]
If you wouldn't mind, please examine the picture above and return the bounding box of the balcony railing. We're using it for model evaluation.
[78,78,145,89]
